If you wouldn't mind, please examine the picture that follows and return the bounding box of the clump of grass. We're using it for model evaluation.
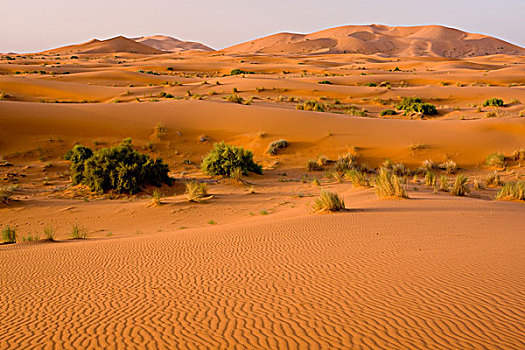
[1,225,16,244]
[410,143,428,153]
[344,169,370,187]
[374,168,408,198]
[311,191,345,213]
[425,170,436,187]
[70,224,87,239]
[439,175,449,192]
[307,159,323,171]
[226,94,244,104]
[451,175,469,196]
[485,153,506,169]
[266,139,288,155]
[511,148,525,161]
[186,182,209,202]
[380,109,397,116]
[0,184,16,204]
[496,182,525,201]
[439,160,458,174]
[311,177,321,186]
[152,189,162,206]
[483,98,504,107]
[486,171,504,187]
[485,111,497,118]
[296,100,325,112]
[473,178,484,190]
[44,225,56,241]
[418,160,436,173]
[208,220,217,225]
[382,159,410,176]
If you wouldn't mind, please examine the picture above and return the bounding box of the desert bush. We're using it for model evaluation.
[186,182,209,202]
[201,142,262,176]
[70,224,87,239]
[152,122,168,140]
[451,175,469,196]
[511,148,525,161]
[417,160,436,173]
[307,159,323,171]
[266,139,288,155]
[496,182,525,201]
[380,109,397,116]
[485,111,497,118]
[311,177,321,186]
[311,191,345,213]
[226,94,244,104]
[1,225,16,243]
[382,159,409,176]
[345,169,370,187]
[333,153,359,173]
[395,97,437,116]
[439,160,458,174]
[483,98,504,107]
[318,80,333,85]
[365,82,377,87]
[439,175,449,191]
[66,139,172,194]
[296,100,325,112]
[230,69,254,75]
[425,170,436,187]
[473,178,484,190]
[375,168,408,198]
[486,171,504,187]
[485,153,506,169]
[0,184,15,204]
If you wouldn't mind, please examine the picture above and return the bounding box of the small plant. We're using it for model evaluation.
[301,174,309,183]
[485,111,497,118]
[296,100,325,112]
[451,175,469,196]
[0,184,15,204]
[496,182,525,201]
[226,94,244,104]
[70,224,87,239]
[1,225,16,244]
[486,171,504,187]
[152,122,168,141]
[425,170,436,187]
[208,220,217,225]
[483,98,504,107]
[307,159,322,171]
[201,142,262,176]
[44,225,56,241]
[473,178,484,190]
[266,139,288,155]
[345,169,370,187]
[440,160,458,174]
[311,191,345,213]
[152,189,162,206]
[186,182,209,202]
[511,148,525,161]
[485,153,506,169]
[439,175,449,191]
[311,177,321,186]
[375,168,408,198]
[380,109,397,116]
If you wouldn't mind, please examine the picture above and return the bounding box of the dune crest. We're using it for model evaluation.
[42,36,163,55]
[223,24,525,58]
[133,35,214,52]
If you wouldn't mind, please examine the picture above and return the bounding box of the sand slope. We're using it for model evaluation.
[223,24,525,58]
[1,194,523,349]
[134,35,214,52]
[43,36,163,55]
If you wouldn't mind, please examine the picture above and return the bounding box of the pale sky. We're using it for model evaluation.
[1,0,524,53]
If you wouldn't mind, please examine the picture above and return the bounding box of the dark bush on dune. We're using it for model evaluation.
[230,69,254,75]
[66,139,172,194]
[396,97,437,116]
[483,98,504,107]
[202,142,262,176]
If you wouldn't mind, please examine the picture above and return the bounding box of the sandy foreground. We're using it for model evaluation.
[0,50,524,349]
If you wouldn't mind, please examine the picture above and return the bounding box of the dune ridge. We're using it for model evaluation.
[133,35,214,52]
[42,36,163,55]
[223,24,525,58]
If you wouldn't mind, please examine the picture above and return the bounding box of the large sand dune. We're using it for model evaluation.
[223,24,525,58]
[133,35,214,52]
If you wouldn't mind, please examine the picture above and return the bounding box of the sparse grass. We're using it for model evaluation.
[410,143,428,153]
[296,100,325,112]
[473,178,484,190]
[307,159,323,171]
[440,160,458,174]
[1,225,16,244]
[451,175,469,196]
[266,139,288,155]
[70,223,87,239]
[374,168,408,198]
[311,191,345,213]
[311,177,321,186]
[344,169,371,187]
[425,170,436,187]
[44,225,56,241]
[486,171,504,187]
[511,148,525,161]
[226,94,244,104]
[496,182,525,201]
[439,175,449,192]
[485,111,497,118]
[186,182,209,202]
[152,189,162,206]
[485,153,506,169]
[0,184,15,204]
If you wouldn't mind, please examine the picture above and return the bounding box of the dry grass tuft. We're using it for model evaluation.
[496,182,525,201]
[375,168,408,198]
[451,175,469,196]
[311,191,345,213]
[186,182,210,202]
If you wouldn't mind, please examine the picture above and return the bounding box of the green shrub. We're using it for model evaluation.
[307,159,323,171]
[485,153,506,169]
[0,184,15,204]
[70,224,87,239]
[380,109,397,116]
[44,225,56,241]
[439,175,449,191]
[266,139,288,155]
[375,168,408,198]
[425,170,436,187]
[201,142,262,176]
[311,191,345,213]
[230,69,254,75]
[226,94,244,104]
[66,139,172,194]
[318,80,333,85]
[486,171,504,187]
[496,182,525,201]
[1,225,16,244]
[451,175,469,196]
[296,100,325,112]
[344,169,370,187]
[365,82,377,87]
[396,97,437,116]
[186,182,209,202]
[333,153,359,173]
[483,98,504,107]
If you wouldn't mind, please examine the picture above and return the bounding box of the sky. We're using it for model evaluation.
[1,0,524,53]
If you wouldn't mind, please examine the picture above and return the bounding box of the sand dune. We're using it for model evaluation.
[134,35,214,52]
[223,24,525,58]
[42,36,163,55]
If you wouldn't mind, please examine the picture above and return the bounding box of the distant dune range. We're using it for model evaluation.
[34,24,525,57]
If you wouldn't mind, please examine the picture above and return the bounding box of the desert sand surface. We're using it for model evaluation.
[1,25,525,349]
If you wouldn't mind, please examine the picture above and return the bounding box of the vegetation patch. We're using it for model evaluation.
[230,69,254,75]
[375,168,408,198]
[266,139,288,155]
[1,225,16,244]
[311,191,345,213]
[201,142,262,177]
[483,98,504,107]
[396,97,437,116]
[496,182,525,201]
